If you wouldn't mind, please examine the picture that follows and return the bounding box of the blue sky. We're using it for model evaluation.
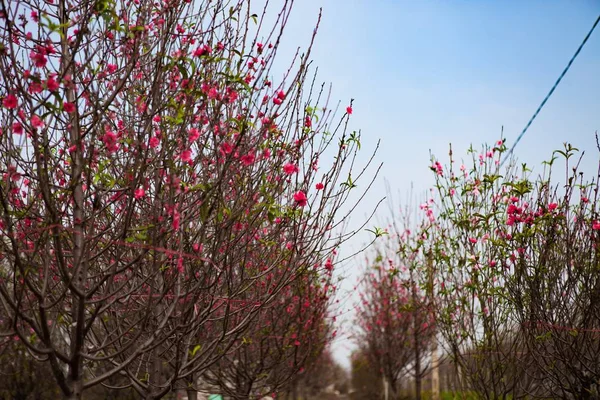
[265,1,600,368]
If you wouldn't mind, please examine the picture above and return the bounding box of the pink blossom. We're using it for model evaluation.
[315,182,324,190]
[304,116,312,128]
[2,94,18,109]
[432,161,443,176]
[188,127,200,142]
[192,243,203,252]
[548,203,558,211]
[149,136,160,148]
[193,45,211,57]
[28,82,43,94]
[221,142,233,154]
[593,221,600,231]
[346,106,353,114]
[241,152,255,166]
[30,51,47,68]
[227,89,238,103]
[180,149,193,162]
[325,258,333,271]
[31,115,45,129]
[102,130,119,153]
[12,122,23,135]
[134,188,145,199]
[106,64,118,74]
[172,209,180,231]
[283,163,298,175]
[63,102,76,113]
[293,190,307,207]
[46,76,59,91]
[273,90,285,105]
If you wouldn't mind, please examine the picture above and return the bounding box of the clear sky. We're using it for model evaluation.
[265,1,600,369]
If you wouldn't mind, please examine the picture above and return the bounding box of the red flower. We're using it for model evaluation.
[172,210,180,231]
[241,152,255,166]
[134,188,145,199]
[346,106,353,115]
[325,258,333,271]
[180,149,193,162]
[593,221,600,231]
[63,102,76,113]
[221,142,233,155]
[102,130,119,153]
[273,90,285,105]
[46,76,59,91]
[293,190,307,207]
[548,203,558,211]
[2,94,17,109]
[315,182,324,190]
[106,64,118,74]
[188,127,200,142]
[31,115,45,129]
[12,122,23,135]
[30,51,47,68]
[149,136,160,148]
[304,116,312,128]
[282,163,298,175]
[28,82,43,94]
[193,45,212,57]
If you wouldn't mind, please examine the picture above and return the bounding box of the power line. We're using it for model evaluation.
[501,14,600,167]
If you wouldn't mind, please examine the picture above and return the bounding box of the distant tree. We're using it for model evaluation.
[350,349,382,400]
[0,339,61,400]
[354,205,435,400]
[201,260,335,399]
[286,348,350,399]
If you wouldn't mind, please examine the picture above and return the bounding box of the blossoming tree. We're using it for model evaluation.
[0,0,378,398]
[427,140,600,398]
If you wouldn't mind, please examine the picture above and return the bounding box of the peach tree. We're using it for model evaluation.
[0,0,378,398]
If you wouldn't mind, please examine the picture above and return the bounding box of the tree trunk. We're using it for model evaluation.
[411,270,422,400]
[65,379,83,400]
[187,389,199,400]
[431,337,440,400]
[383,376,388,400]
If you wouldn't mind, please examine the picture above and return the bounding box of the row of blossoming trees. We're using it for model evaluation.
[356,139,600,399]
[0,0,378,399]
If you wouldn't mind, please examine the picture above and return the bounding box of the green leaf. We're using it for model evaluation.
[190,344,202,357]
[341,174,357,189]
[366,227,388,238]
